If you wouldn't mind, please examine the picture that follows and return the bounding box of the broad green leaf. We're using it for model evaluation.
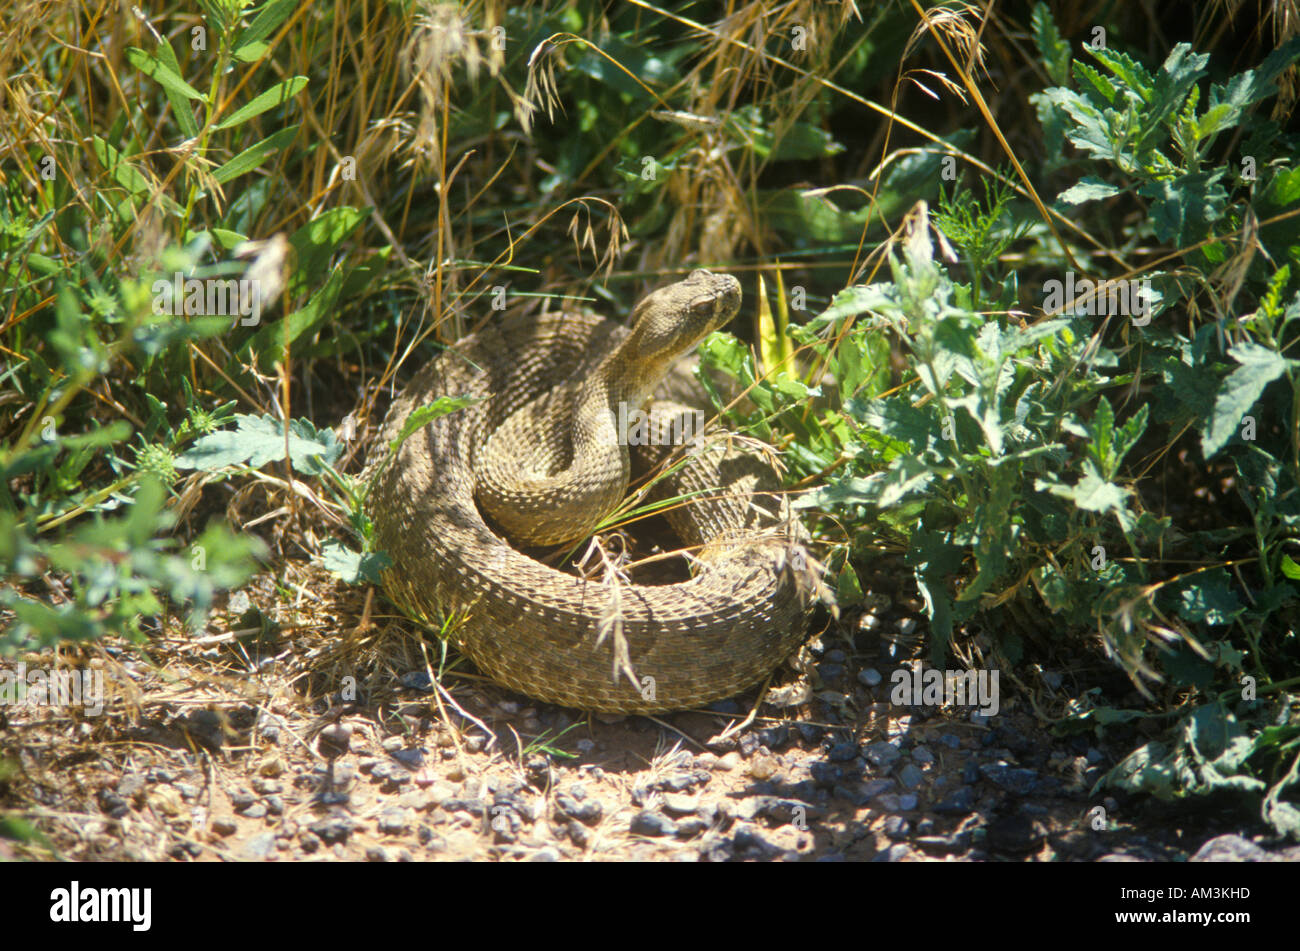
[1265,166,1300,208]
[319,539,391,585]
[1207,35,1300,127]
[1036,466,1130,522]
[1138,170,1229,244]
[1175,569,1244,626]
[214,76,308,131]
[1145,44,1208,140]
[1034,87,1117,161]
[1200,342,1290,458]
[175,413,342,473]
[1089,45,1155,101]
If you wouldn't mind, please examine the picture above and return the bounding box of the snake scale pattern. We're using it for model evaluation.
[363,270,817,712]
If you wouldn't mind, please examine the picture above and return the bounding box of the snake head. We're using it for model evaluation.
[625,269,742,369]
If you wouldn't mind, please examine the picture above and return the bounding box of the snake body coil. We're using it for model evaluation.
[364,270,816,712]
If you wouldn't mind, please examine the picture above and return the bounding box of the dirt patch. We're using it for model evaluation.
[2,563,1294,862]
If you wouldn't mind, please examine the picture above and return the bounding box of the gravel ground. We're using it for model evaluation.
[4,565,1297,863]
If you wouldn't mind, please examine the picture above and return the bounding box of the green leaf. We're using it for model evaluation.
[91,137,183,216]
[126,46,203,102]
[1033,87,1117,161]
[1144,44,1208,140]
[808,285,895,330]
[233,0,299,61]
[1030,3,1070,86]
[237,262,344,365]
[1138,170,1229,244]
[153,40,200,139]
[1175,569,1244,626]
[175,414,342,473]
[1200,342,1290,458]
[1036,466,1131,522]
[1207,35,1300,130]
[1089,45,1155,102]
[1057,177,1121,205]
[835,560,864,609]
[1265,166,1300,208]
[319,539,392,585]
[212,125,299,184]
[285,205,365,297]
[800,457,935,510]
[213,76,309,131]
[390,397,478,455]
[1281,553,1300,580]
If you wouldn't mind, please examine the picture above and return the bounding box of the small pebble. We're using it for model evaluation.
[662,794,699,817]
[240,832,276,860]
[883,815,910,840]
[630,811,677,837]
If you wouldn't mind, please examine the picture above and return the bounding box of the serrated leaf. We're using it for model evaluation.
[175,413,342,473]
[1030,3,1070,86]
[1037,467,1129,517]
[1138,170,1229,244]
[800,457,935,510]
[1201,342,1290,458]
[1207,35,1300,128]
[1145,44,1208,139]
[214,76,308,131]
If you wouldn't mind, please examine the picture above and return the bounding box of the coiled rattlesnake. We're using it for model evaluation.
[363,270,817,712]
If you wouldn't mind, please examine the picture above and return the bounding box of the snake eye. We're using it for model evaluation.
[690,297,715,317]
